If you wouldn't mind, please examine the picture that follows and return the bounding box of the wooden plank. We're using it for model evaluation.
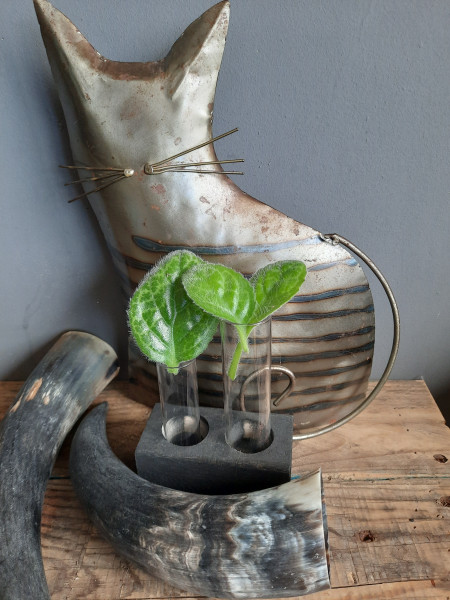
[86,583,449,600]
[294,580,449,599]
[293,380,450,477]
[325,478,449,586]
[1,380,449,599]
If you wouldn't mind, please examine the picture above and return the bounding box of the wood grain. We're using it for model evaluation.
[1,380,449,599]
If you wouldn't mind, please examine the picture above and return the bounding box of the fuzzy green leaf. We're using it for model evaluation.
[182,263,255,325]
[250,260,307,322]
[226,260,307,380]
[128,251,218,370]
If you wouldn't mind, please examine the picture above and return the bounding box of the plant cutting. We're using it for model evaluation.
[182,259,306,453]
[128,250,219,445]
[128,251,307,379]
[129,251,306,451]
[182,260,307,379]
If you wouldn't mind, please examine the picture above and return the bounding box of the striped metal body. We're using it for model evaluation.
[35,0,374,436]
[125,234,374,435]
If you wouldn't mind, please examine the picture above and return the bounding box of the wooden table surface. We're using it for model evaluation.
[1,380,449,599]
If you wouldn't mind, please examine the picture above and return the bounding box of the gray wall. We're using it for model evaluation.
[1,1,449,416]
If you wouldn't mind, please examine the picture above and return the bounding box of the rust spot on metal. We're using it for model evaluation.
[150,205,161,211]
[151,184,166,195]
[26,378,43,401]
[358,530,375,542]
[439,496,450,507]
[121,109,137,120]
[205,206,217,220]
[222,206,231,221]
[434,454,448,463]
[43,394,51,405]
[96,58,166,82]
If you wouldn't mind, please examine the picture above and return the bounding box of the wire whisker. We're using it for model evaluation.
[64,172,124,186]
[152,158,244,170]
[151,169,244,175]
[151,158,244,174]
[146,128,239,172]
[67,175,127,203]
[60,165,125,173]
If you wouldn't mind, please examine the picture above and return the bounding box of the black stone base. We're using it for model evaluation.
[135,404,293,495]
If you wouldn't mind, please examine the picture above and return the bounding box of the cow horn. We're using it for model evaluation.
[70,403,330,599]
[0,331,119,600]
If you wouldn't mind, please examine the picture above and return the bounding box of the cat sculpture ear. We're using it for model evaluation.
[165,1,230,99]
[34,0,230,105]
[34,0,99,108]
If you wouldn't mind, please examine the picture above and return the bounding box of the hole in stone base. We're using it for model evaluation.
[163,415,209,447]
[227,420,274,454]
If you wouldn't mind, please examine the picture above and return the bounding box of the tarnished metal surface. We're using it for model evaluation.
[35,0,375,436]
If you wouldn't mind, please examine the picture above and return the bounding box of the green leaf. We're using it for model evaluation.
[182,263,256,326]
[250,260,307,323]
[182,259,307,380]
[225,260,306,381]
[128,251,218,370]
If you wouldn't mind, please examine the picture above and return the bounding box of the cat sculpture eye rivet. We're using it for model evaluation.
[143,164,155,175]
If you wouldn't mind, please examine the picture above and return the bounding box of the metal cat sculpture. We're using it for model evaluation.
[34,0,376,436]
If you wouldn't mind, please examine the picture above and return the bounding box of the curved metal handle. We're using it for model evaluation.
[271,366,296,407]
[291,233,400,440]
[240,366,296,411]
